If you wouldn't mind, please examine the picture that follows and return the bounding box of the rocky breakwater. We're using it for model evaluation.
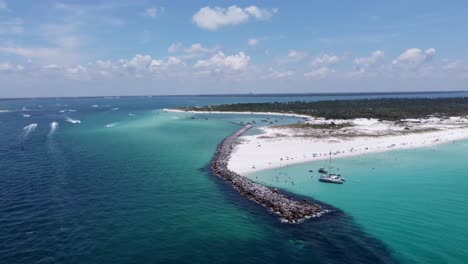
[212,124,328,223]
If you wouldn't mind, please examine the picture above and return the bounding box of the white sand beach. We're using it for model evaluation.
[228,116,468,175]
[165,109,468,176]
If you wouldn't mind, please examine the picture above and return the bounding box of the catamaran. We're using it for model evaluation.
[319,151,345,184]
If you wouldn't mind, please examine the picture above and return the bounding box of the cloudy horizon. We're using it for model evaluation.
[1,0,467,98]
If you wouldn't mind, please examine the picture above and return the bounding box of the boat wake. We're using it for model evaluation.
[104,122,118,128]
[65,117,81,124]
[23,123,38,139]
[48,122,59,137]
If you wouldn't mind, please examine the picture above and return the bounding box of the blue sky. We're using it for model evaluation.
[0,0,467,97]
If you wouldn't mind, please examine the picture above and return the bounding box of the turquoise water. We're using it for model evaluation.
[1,94,467,263]
[250,141,468,263]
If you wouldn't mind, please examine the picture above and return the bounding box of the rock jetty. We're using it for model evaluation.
[212,124,327,223]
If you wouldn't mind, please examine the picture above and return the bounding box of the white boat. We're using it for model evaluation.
[319,151,345,184]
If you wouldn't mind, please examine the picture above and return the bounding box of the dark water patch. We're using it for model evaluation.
[210,172,399,263]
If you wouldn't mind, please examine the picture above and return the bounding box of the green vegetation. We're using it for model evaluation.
[181,97,468,120]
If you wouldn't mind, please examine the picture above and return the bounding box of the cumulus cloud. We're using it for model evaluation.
[392,48,436,67]
[194,51,250,71]
[354,50,384,69]
[192,5,277,30]
[304,67,333,79]
[248,38,259,47]
[311,54,341,67]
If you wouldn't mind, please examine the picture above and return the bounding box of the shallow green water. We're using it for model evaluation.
[250,140,468,263]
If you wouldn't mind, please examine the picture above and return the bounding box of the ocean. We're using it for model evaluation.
[1,92,467,264]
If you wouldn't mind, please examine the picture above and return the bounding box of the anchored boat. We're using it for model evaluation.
[319,151,345,184]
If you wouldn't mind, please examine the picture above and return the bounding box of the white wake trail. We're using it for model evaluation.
[48,122,59,136]
[65,117,81,124]
[23,123,38,139]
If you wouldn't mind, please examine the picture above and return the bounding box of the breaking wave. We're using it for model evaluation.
[21,114,31,118]
[128,113,136,116]
[65,117,81,124]
[111,108,119,111]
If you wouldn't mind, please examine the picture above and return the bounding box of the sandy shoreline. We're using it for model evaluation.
[165,108,468,176]
[163,108,312,119]
[228,125,468,175]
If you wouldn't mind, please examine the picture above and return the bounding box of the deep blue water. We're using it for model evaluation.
[1,92,467,264]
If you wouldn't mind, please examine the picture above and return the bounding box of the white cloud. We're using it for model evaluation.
[248,38,259,47]
[192,5,277,30]
[168,42,182,53]
[168,43,220,59]
[245,6,277,20]
[100,54,185,78]
[354,50,384,69]
[143,7,163,19]
[287,50,309,62]
[185,43,219,55]
[304,67,333,79]
[194,51,250,71]
[0,46,61,60]
[66,65,87,75]
[311,54,341,67]
[392,48,436,67]
[264,70,294,79]
[0,61,24,72]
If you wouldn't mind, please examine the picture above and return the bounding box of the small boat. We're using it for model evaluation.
[318,151,345,184]
[319,175,345,184]
[319,174,345,184]
[318,168,327,174]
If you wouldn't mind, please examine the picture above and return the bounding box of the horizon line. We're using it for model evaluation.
[1,90,467,101]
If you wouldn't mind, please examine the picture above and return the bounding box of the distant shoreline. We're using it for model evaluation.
[1,90,467,100]
[164,108,468,176]
[164,108,312,119]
